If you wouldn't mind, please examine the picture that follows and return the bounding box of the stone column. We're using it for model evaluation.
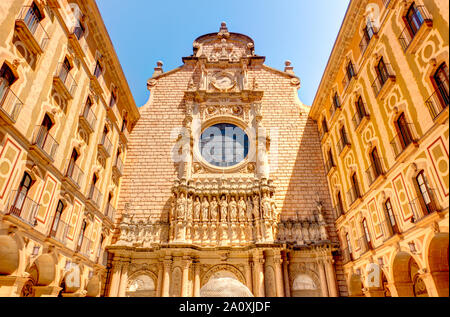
[244,261,253,294]
[156,262,163,297]
[273,253,284,297]
[418,272,439,297]
[108,260,122,297]
[282,254,290,297]
[181,257,192,297]
[324,258,338,297]
[193,262,201,297]
[118,261,129,297]
[317,260,329,297]
[252,252,265,297]
[161,257,172,297]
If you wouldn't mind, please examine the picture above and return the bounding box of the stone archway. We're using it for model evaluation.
[392,251,429,297]
[291,273,320,297]
[427,232,449,297]
[200,274,253,297]
[126,273,156,297]
[0,235,20,275]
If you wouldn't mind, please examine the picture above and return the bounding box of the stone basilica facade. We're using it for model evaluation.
[105,23,345,297]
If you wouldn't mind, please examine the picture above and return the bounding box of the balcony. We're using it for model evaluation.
[398,6,433,54]
[87,184,103,210]
[89,69,104,96]
[68,24,86,59]
[48,220,71,245]
[425,84,449,124]
[341,247,353,265]
[378,219,400,242]
[98,135,113,158]
[329,104,341,122]
[342,66,358,94]
[0,86,24,124]
[105,203,116,222]
[14,6,49,55]
[365,160,385,188]
[119,125,130,144]
[336,133,351,157]
[390,124,418,161]
[346,185,362,208]
[79,105,97,134]
[64,161,84,189]
[357,236,371,256]
[409,189,439,224]
[352,109,370,133]
[30,126,59,163]
[112,156,124,177]
[76,236,92,258]
[333,204,344,220]
[2,190,39,227]
[52,63,77,100]
[359,21,377,56]
[319,128,328,143]
[371,63,396,100]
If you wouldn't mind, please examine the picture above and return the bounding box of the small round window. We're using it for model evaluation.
[199,123,249,167]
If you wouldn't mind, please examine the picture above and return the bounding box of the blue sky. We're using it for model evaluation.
[96,0,350,107]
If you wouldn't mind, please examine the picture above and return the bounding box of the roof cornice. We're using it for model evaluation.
[310,0,369,120]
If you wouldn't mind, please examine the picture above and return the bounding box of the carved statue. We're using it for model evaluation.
[201,197,209,222]
[294,223,303,244]
[252,195,260,219]
[210,196,219,222]
[193,196,201,221]
[302,221,310,242]
[246,197,253,221]
[238,197,246,221]
[176,193,186,220]
[220,196,228,222]
[261,193,271,218]
[186,194,193,220]
[229,196,238,221]
[320,224,329,241]
[270,196,278,220]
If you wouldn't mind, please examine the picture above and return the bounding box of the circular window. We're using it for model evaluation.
[199,123,249,168]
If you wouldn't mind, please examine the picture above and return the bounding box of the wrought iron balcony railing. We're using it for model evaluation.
[390,123,416,159]
[346,185,361,207]
[359,21,377,55]
[0,85,24,123]
[409,189,439,223]
[32,125,59,161]
[77,236,92,258]
[3,190,39,227]
[325,156,335,175]
[341,247,354,264]
[87,184,103,210]
[336,133,351,156]
[98,134,113,157]
[113,156,124,176]
[79,104,97,133]
[398,5,432,52]
[425,83,449,121]
[371,63,395,97]
[365,160,384,186]
[65,160,84,188]
[54,63,77,97]
[357,235,371,255]
[333,204,344,220]
[105,203,116,222]
[15,6,50,54]
[49,219,71,244]
[352,108,369,131]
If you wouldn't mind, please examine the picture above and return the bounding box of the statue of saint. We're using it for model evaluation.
[261,193,271,218]
[252,195,260,219]
[176,193,186,220]
[238,197,246,221]
[193,196,201,221]
[229,196,238,221]
[246,197,253,221]
[201,197,209,222]
[186,194,193,220]
[210,197,219,222]
[220,196,228,222]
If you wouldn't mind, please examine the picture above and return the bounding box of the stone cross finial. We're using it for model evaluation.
[284,60,295,75]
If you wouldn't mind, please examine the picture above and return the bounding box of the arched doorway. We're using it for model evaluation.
[200,270,253,297]
[427,233,449,297]
[126,274,156,297]
[291,274,320,297]
[392,251,429,297]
